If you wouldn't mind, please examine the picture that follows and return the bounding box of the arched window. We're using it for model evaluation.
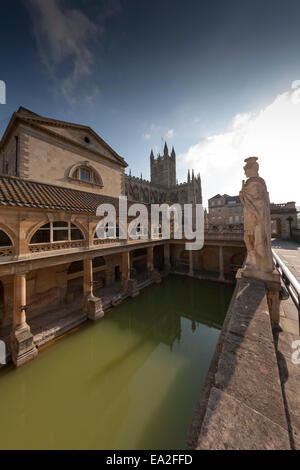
[70,164,102,186]
[0,230,12,247]
[30,222,84,244]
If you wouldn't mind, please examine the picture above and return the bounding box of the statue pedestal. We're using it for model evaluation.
[241,267,280,284]
[10,323,38,367]
[236,268,281,327]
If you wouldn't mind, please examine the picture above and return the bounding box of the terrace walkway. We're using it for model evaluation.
[272,239,300,449]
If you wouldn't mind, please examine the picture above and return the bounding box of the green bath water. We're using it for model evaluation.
[0,275,233,450]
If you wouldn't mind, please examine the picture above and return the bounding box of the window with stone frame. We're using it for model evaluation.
[30,222,84,244]
[71,166,98,184]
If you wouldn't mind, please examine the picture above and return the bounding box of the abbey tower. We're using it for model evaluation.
[150,142,176,187]
[125,142,202,205]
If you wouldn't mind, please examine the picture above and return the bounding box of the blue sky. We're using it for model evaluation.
[1,0,300,204]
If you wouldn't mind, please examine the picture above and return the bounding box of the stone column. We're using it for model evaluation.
[10,272,38,367]
[219,245,225,281]
[83,258,93,299]
[147,246,154,274]
[83,258,103,321]
[122,252,130,288]
[164,244,171,272]
[189,250,194,276]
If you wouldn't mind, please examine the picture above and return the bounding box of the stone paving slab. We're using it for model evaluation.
[215,332,287,429]
[197,387,290,450]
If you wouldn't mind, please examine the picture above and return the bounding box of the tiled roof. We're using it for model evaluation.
[0,175,122,213]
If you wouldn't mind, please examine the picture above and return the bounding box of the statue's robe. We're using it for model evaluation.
[241,176,273,273]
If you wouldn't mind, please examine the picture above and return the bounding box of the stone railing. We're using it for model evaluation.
[93,238,123,246]
[0,246,14,258]
[204,231,244,241]
[270,202,296,209]
[29,241,85,253]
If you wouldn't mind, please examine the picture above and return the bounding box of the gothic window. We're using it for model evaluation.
[0,230,12,247]
[30,222,84,244]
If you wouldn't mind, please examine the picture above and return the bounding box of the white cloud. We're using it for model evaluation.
[142,133,151,140]
[27,0,106,104]
[178,83,300,206]
[166,129,174,139]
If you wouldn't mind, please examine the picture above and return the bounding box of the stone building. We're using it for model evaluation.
[124,142,202,205]
[208,194,244,230]
[0,107,245,367]
[208,193,298,239]
[270,202,298,239]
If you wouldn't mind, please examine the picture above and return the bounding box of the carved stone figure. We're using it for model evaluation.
[239,157,273,274]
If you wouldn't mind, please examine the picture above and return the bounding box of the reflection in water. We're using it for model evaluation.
[0,275,233,450]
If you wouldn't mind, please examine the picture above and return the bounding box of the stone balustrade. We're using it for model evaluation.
[0,246,14,258]
[29,240,85,253]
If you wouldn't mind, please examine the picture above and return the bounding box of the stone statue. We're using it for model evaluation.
[239,157,273,275]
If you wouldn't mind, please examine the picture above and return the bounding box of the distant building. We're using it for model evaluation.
[207,193,298,239]
[208,194,244,230]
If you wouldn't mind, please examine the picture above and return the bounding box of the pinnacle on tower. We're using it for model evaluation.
[187,170,191,182]
[150,149,154,160]
[171,146,176,159]
[163,141,168,156]
[192,169,195,180]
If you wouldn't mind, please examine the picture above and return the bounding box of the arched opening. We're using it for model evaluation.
[0,230,12,247]
[30,222,84,245]
[0,229,14,258]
